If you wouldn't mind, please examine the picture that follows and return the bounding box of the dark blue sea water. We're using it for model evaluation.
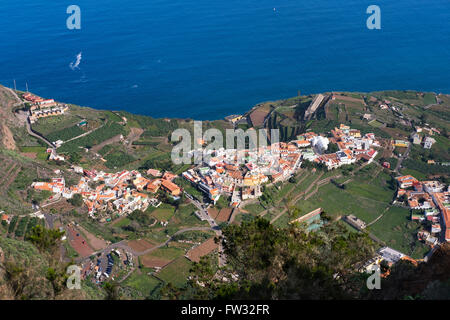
[1,0,449,120]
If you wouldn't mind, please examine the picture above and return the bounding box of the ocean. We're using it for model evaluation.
[1,0,449,120]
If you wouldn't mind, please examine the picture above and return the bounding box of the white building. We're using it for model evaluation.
[423,137,436,149]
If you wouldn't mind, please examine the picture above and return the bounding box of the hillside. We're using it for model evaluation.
[0,84,449,300]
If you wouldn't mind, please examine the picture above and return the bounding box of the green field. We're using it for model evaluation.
[276,169,394,228]
[368,206,430,259]
[157,257,193,288]
[19,146,48,160]
[149,204,175,221]
[112,217,131,228]
[122,271,162,299]
[46,125,85,142]
[58,122,127,153]
[368,119,384,128]
[147,246,185,261]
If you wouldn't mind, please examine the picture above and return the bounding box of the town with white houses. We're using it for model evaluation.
[22,92,69,124]
[30,124,381,223]
[182,123,380,207]
[395,175,450,244]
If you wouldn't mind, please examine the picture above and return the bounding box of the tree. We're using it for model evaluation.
[32,190,52,204]
[326,143,339,154]
[26,225,65,253]
[103,281,120,300]
[68,193,83,207]
[180,217,377,300]
[69,151,82,164]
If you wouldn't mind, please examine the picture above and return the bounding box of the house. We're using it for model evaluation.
[394,140,409,148]
[411,212,424,221]
[161,179,181,197]
[343,215,367,230]
[431,192,450,242]
[378,247,405,265]
[1,214,9,223]
[422,181,445,193]
[133,176,151,191]
[423,137,436,149]
[294,140,311,148]
[162,172,177,181]
[147,169,162,177]
[411,133,422,145]
[147,179,161,193]
[396,175,419,189]
[431,224,441,234]
[225,115,243,124]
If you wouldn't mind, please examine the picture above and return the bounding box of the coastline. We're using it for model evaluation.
[6,85,448,122]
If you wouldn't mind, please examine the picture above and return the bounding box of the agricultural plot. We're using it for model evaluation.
[368,119,384,128]
[122,271,162,299]
[292,182,389,226]
[32,114,82,136]
[104,151,136,169]
[241,202,266,216]
[368,206,430,259]
[157,257,193,288]
[141,246,185,268]
[149,204,175,221]
[19,146,48,160]
[46,125,85,142]
[58,122,127,153]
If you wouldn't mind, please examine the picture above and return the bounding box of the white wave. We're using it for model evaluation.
[69,52,82,70]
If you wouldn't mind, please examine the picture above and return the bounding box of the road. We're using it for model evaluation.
[25,118,55,148]
[185,193,226,267]
[6,87,55,148]
[394,138,412,173]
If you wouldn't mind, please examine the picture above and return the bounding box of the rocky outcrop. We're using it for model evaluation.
[0,121,16,150]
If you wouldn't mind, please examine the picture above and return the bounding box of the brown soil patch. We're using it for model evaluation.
[44,199,74,213]
[208,208,219,219]
[216,208,232,223]
[334,94,366,105]
[67,225,94,258]
[21,152,37,159]
[127,239,157,252]
[90,134,122,153]
[186,238,218,262]
[249,109,269,127]
[140,255,172,268]
[78,225,107,251]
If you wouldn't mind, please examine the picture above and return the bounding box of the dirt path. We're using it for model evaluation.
[125,127,144,150]
[90,134,123,153]
[366,206,391,227]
